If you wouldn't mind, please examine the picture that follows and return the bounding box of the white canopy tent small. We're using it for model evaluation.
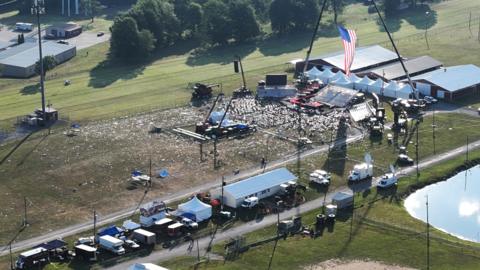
[330,71,347,82]
[383,81,400,98]
[396,83,413,99]
[177,196,212,222]
[318,68,336,84]
[332,75,354,88]
[306,66,322,80]
[369,78,386,94]
[357,76,374,91]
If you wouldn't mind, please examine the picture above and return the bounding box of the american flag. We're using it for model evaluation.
[337,26,357,75]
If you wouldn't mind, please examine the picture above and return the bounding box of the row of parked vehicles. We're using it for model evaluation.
[309,150,415,190]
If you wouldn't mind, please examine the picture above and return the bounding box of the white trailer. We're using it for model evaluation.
[75,244,97,261]
[98,235,125,255]
[15,22,33,31]
[210,168,297,208]
[348,154,373,181]
[132,229,156,245]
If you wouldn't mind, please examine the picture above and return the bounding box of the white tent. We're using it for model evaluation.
[319,68,336,84]
[348,73,362,83]
[177,196,212,222]
[383,81,399,98]
[330,71,347,82]
[369,78,386,94]
[306,66,322,80]
[332,75,353,88]
[396,83,413,99]
[357,76,374,91]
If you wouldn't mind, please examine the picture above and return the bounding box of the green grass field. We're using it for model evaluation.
[0,0,479,128]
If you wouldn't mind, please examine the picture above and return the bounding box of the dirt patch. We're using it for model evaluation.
[304,259,417,270]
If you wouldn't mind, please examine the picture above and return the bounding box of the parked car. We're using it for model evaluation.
[75,236,95,246]
[309,169,331,185]
[97,32,104,37]
[124,239,140,249]
[377,173,398,188]
[180,217,198,229]
[424,96,438,104]
[397,154,414,166]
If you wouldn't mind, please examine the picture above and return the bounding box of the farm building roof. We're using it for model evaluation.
[312,45,399,72]
[0,41,75,68]
[364,56,443,80]
[410,64,480,92]
[224,168,297,199]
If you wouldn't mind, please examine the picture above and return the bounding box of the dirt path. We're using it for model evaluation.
[304,259,417,270]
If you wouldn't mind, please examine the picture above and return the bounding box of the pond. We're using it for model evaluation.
[404,165,480,243]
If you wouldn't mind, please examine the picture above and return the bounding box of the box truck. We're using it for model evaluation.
[98,235,125,255]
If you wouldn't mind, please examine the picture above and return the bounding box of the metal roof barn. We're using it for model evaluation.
[362,56,443,81]
[410,64,480,93]
[211,168,297,208]
[295,45,399,74]
[0,41,76,77]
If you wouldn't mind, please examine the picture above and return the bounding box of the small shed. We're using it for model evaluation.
[177,196,212,222]
[46,22,82,39]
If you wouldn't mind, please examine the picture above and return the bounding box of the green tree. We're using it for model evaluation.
[229,0,260,42]
[249,0,271,23]
[201,0,231,44]
[110,15,155,59]
[327,0,345,25]
[383,0,401,17]
[174,0,203,36]
[129,0,180,48]
[81,0,103,22]
[269,0,292,35]
[35,55,57,76]
[291,0,319,30]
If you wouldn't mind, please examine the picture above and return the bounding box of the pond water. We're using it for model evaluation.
[404,165,480,243]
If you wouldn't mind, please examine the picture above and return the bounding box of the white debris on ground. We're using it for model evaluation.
[229,97,350,142]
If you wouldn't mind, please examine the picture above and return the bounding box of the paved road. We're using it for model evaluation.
[0,130,364,256]
[107,137,480,269]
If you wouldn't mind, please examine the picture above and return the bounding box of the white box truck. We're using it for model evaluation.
[15,22,33,31]
[98,235,125,255]
[348,154,373,182]
[132,229,156,245]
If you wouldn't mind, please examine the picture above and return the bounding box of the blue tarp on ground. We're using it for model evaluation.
[158,169,169,178]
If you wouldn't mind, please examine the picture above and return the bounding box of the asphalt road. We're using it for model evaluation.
[107,136,480,269]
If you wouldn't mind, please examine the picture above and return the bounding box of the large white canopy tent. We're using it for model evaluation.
[396,83,413,99]
[306,66,322,80]
[177,196,212,222]
[357,76,374,91]
[383,81,400,98]
[332,75,354,88]
[369,78,386,94]
[318,68,336,84]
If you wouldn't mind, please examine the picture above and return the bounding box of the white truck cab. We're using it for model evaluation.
[241,197,259,208]
[348,154,373,182]
[309,169,331,185]
[377,165,398,188]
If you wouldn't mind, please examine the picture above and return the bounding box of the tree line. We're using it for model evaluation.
[105,0,438,60]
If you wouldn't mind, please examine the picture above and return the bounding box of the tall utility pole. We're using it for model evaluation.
[370,0,418,100]
[32,0,46,123]
[93,209,97,243]
[466,136,469,162]
[416,120,419,177]
[22,197,28,227]
[432,103,436,155]
[221,176,225,211]
[426,195,430,270]
[424,11,430,50]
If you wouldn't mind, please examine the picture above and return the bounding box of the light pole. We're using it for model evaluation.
[424,11,430,50]
[32,0,46,124]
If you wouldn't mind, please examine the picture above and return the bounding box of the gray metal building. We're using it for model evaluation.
[0,41,76,78]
